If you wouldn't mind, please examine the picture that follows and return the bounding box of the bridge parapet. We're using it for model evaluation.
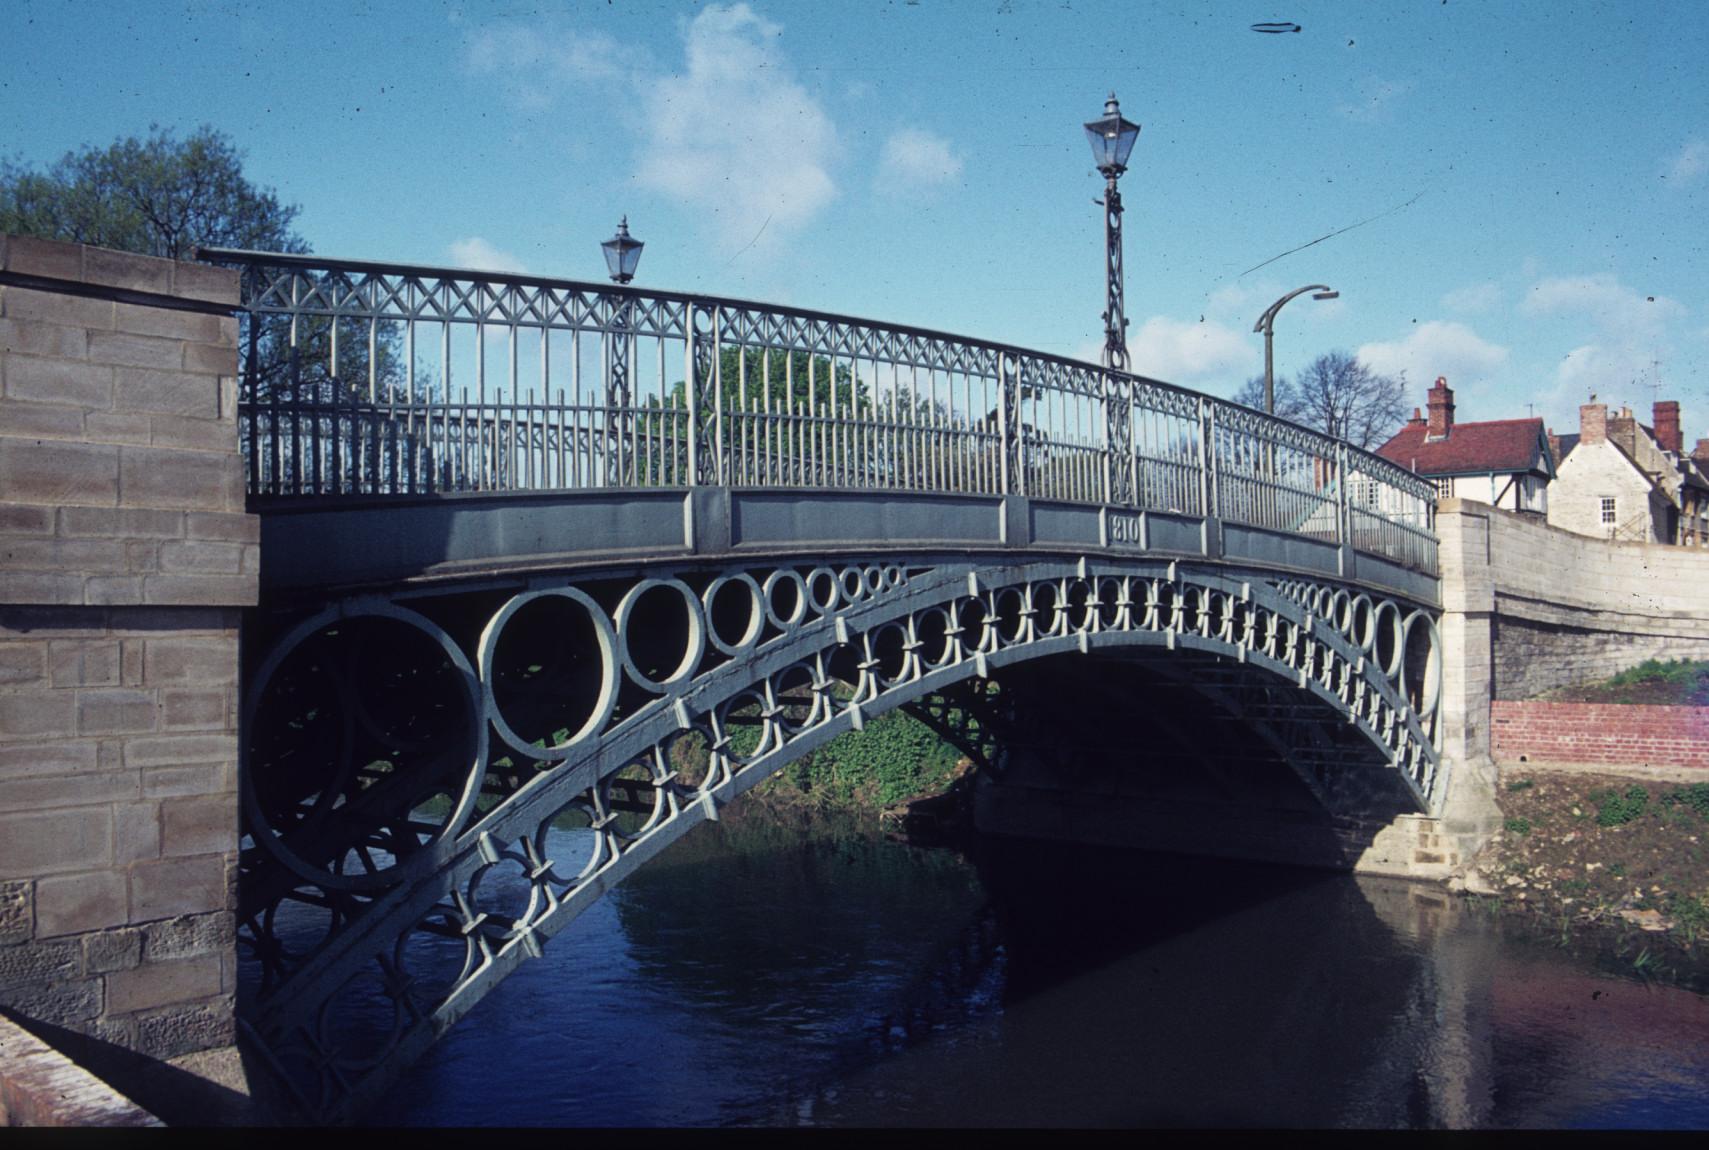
[200,249,1437,580]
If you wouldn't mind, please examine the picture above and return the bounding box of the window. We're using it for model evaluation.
[1433,476,1453,499]
[1600,496,1617,525]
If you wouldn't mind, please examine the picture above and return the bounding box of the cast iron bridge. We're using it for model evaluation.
[206,249,1444,1121]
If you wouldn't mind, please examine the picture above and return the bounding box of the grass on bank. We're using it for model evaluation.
[1539,658,1709,706]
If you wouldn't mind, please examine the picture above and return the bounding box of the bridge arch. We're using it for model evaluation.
[238,552,1440,1119]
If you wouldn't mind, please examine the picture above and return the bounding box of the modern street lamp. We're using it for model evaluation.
[1084,93,1141,371]
[601,216,644,284]
[1253,284,1339,414]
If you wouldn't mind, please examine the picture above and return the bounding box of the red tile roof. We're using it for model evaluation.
[1375,417,1549,476]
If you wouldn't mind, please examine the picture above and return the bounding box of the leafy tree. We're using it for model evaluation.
[1289,351,1406,451]
[0,124,306,259]
[0,125,404,413]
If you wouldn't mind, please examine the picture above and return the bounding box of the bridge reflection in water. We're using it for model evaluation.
[204,249,1443,1121]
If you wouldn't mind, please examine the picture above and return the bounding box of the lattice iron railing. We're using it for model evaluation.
[203,249,1437,575]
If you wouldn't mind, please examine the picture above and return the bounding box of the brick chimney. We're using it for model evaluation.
[1608,406,1637,456]
[1425,377,1454,440]
[1653,400,1682,454]
[1580,402,1608,445]
[1694,437,1709,464]
[1547,427,1561,465]
[1408,407,1425,427]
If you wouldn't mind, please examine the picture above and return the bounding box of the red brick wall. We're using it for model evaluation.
[1491,700,1709,770]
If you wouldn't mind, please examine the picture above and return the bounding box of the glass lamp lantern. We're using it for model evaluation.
[601,217,644,284]
[1083,93,1140,176]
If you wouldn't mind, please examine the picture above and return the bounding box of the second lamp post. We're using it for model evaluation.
[1085,94,1140,372]
[1254,284,1338,415]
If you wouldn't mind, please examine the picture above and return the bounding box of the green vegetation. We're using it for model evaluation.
[1590,785,1650,828]
[1671,894,1709,946]
[1543,658,1709,705]
[1506,778,1534,793]
[1503,816,1532,836]
[1662,783,1709,820]
[1606,658,1709,690]
[772,705,970,810]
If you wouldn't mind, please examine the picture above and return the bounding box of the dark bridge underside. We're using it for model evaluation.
[235,533,1442,1122]
[972,653,1425,868]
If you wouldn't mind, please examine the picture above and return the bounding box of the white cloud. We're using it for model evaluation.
[1356,321,1509,390]
[1441,282,1502,315]
[1125,316,1257,385]
[448,237,528,274]
[1521,273,1685,341]
[1339,76,1409,122]
[635,4,839,250]
[875,127,964,199]
[1664,138,1708,184]
[462,25,639,108]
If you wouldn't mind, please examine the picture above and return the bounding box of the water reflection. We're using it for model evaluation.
[363,813,1709,1128]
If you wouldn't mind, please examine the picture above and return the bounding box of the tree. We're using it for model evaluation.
[0,124,308,259]
[1289,351,1406,451]
[1231,374,1306,423]
[2,126,419,418]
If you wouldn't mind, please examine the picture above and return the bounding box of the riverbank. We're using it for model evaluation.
[1459,763,1709,978]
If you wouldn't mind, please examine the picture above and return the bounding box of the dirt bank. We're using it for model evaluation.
[1462,766,1709,961]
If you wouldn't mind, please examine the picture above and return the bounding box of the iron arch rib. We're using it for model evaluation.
[237,555,1441,1121]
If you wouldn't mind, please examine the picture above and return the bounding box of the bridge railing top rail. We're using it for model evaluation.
[202,248,1437,576]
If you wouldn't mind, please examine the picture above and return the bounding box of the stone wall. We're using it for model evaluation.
[0,234,254,1061]
[1491,701,1709,771]
[1434,499,1709,862]
[1468,501,1709,698]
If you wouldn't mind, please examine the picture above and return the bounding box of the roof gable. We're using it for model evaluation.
[1376,417,1550,477]
[1557,435,1673,503]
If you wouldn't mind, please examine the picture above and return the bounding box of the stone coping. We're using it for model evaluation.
[0,1011,161,1126]
[1493,760,1709,785]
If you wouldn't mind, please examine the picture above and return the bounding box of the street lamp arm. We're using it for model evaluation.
[1253,284,1334,335]
[1254,283,1337,415]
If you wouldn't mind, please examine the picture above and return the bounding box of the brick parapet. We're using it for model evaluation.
[1491,700,1709,771]
[0,235,250,1066]
[0,234,254,608]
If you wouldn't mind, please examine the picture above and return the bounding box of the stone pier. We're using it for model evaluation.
[0,234,253,1066]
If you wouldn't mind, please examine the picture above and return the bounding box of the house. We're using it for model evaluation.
[1548,399,1709,544]
[1374,377,1555,516]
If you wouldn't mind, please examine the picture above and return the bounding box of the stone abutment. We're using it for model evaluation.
[1,234,254,1069]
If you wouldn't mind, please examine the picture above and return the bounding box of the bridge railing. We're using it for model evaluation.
[203,249,1437,575]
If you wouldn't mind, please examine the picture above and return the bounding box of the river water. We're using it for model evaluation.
[361,813,1709,1129]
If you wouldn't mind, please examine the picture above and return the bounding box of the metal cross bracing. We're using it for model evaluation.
[202,249,1438,577]
[237,552,1442,1121]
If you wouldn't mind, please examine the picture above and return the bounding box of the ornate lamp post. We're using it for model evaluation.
[1253,284,1338,414]
[600,218,644,484]
[1085,93,1141,371]
[601,216,644,284]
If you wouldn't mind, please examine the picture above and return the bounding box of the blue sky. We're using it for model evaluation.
[5,0,1707,438]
